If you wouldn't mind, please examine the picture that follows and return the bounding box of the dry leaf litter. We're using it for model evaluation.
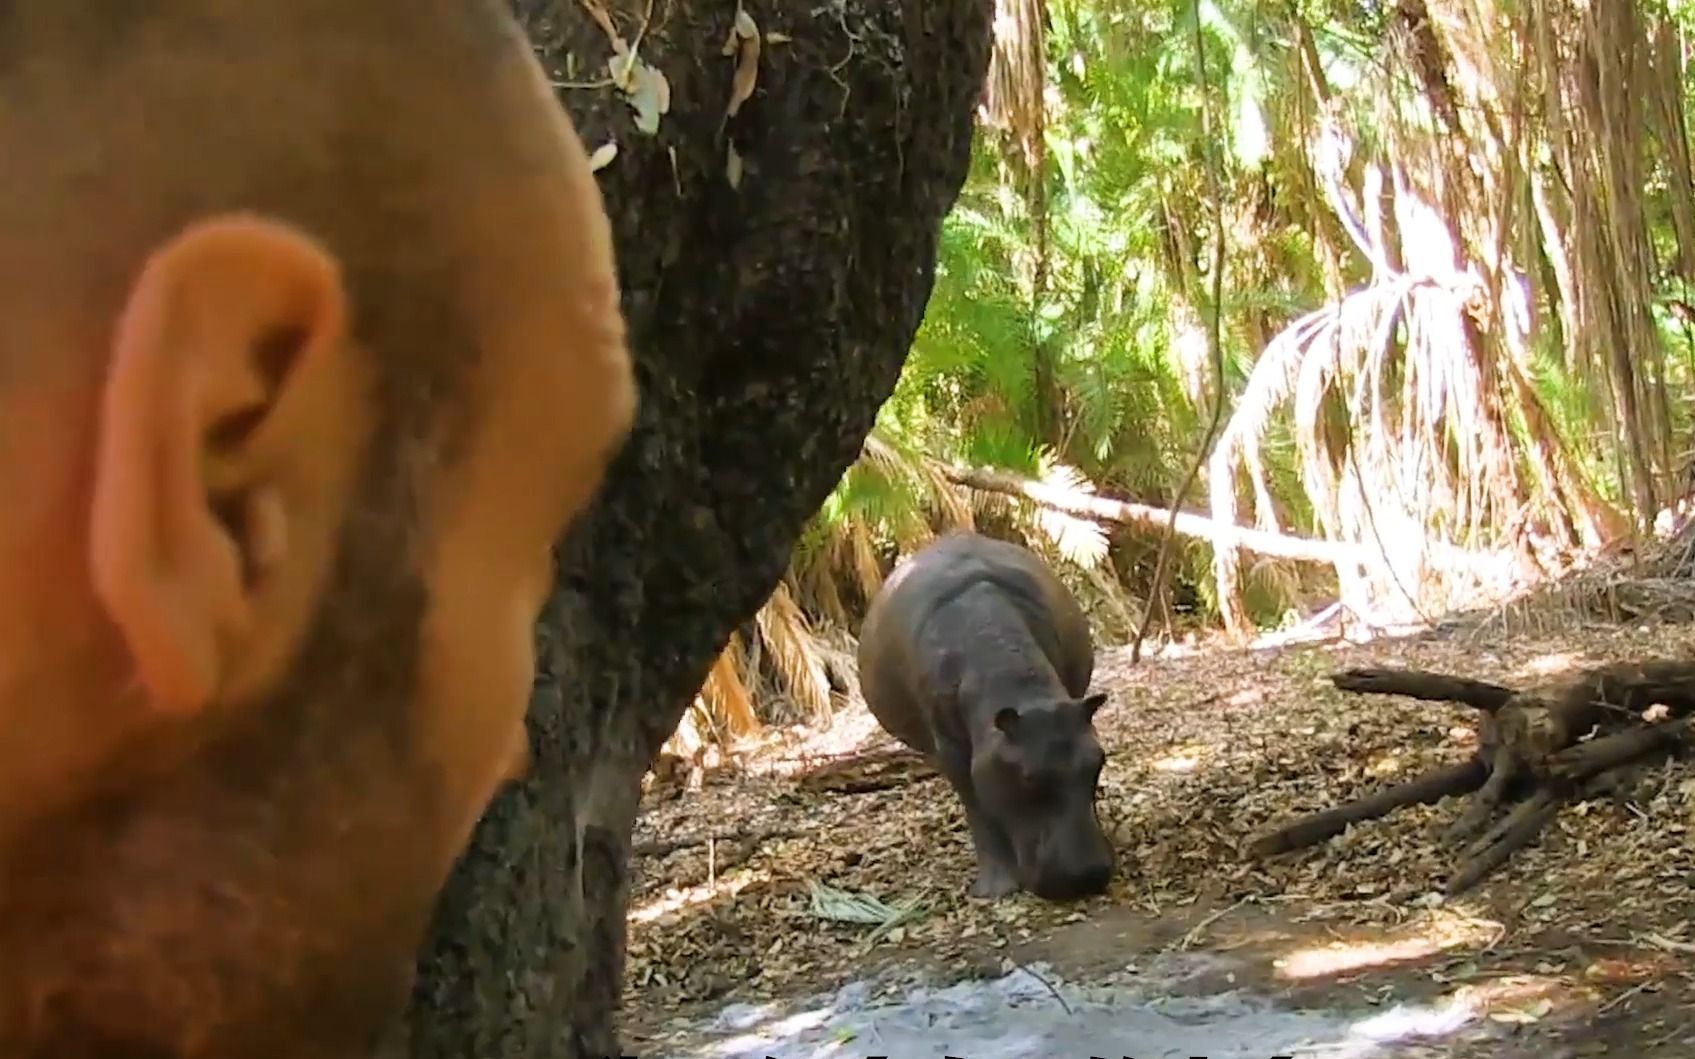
[626,606,1695,1055]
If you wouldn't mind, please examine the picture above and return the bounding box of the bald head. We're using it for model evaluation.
[0,2,635,1055]
[7,0,523,419]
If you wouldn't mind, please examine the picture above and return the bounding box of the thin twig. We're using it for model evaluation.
[1011,961,1074,1016]
[631,824,801,858]
[1130,0,1230,664]
[1598,977,1659,1014]
[1173,897,1253,951]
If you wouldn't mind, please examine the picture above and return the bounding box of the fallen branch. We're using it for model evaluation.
[1546,716,1695,785]
[797,746,936,794]
[1330,667,1517,712]
[945,464,1357,563]
[1248,759,1489,857]
[942,464,1507,577]
[631,824,802,859]
[1556,660,1695,718]
[1447,787,1565,895]
[772,741,912,769]
[1248,659,1695,894]
[1438,721,1695,893]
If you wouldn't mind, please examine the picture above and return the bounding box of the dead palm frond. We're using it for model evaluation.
[753,580,835,724]
[980,0,1048,175]
[697,631,761,740]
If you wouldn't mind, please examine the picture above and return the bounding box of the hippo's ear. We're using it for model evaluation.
[1078,691,1108,722]
[993,706,1021,735]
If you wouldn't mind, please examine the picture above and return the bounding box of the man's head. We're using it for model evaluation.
[0,2,636,1054]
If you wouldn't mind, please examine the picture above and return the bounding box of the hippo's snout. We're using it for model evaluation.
[1023,822,1115,901]
[1030,858,1113,901]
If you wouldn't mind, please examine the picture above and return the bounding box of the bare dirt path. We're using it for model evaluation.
[624,621,1695,1057]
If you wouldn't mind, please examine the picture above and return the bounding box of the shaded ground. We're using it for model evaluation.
[624,617,1695,1057]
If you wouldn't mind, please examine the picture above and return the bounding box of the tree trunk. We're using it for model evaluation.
[394,1,992,1055]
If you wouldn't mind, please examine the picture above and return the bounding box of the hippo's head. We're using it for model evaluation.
[971,691,1114,900]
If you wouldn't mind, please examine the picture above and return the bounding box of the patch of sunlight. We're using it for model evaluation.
[1151,745,1208,773]
[1155,638,1205,660]
[713,1005,833,1057]
[628,866,772,925]
[1585,951,1679,984]
[1518,651,1581,679]
[1225,687,1264,708]
[745,707,888,779]
[1273,910,1501,981]
[1221,927,1297,947]
[1365,752,1402,778]
[1448,974,1580,1024]
[1306,973,1579,1059]
[1330,997,1476,1052]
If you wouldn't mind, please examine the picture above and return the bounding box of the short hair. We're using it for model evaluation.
[0,0,547,459]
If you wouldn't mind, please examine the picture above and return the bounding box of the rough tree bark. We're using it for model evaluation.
[392,1,993,1056]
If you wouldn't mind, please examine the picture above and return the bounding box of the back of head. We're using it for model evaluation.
[0,2,636,1055]
[1,0,516,425]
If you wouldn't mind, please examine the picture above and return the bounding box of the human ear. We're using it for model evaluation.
[90,214,361,716]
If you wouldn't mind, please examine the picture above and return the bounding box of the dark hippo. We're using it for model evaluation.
[856,531,1114,901]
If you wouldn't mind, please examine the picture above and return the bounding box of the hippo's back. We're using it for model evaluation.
[856,532,1094,752]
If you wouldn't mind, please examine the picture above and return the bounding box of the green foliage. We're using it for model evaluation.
[794,0,1323,631]
[791,0,1695,639]
[1526,343,1609,491]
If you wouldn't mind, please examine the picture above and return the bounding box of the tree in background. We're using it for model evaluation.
[679,0,1695,740]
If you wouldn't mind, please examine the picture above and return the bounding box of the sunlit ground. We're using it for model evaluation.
[1517,650,1584,678]
[1272,909,1503,980]
[1364,749,1405,778]
[659,952,1587,1059]
[646,912,1605,1059]
[1149,743,1208,773]
[629,865,772,926]
[1225,686,1266,708]
[632,866,1640,1056]
[628,617,1695,1058]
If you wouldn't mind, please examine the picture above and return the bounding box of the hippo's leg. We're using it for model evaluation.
[961,802,1019,898]
[936,740,1018,898]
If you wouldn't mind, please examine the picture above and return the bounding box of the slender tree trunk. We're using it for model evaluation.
[1650,18,1695,285]
[1529,0,1669,523]
[394,1,993,1055]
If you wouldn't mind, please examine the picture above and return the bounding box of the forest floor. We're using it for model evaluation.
[622,601,1695,1057]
